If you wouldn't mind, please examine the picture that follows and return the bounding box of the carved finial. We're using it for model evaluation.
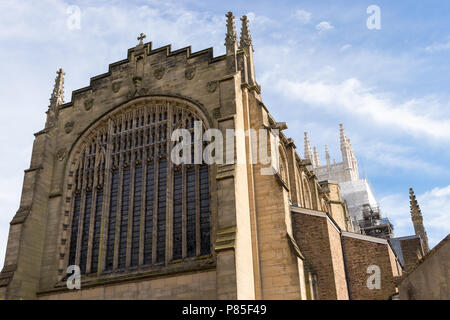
[225,12,237,49]
[240,15,253,49]
[313,146,321,167]
[50,68,65,107]
[409,187,430,253]
[46,68,65,128]
[137,33,146,45]
[339,123,347,144]
[304,132,314,167]
[325,145,331,166]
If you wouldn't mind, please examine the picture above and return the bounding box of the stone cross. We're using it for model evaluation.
[137,33,146,45]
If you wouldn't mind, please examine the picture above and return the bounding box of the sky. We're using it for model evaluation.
[0,0,449,268]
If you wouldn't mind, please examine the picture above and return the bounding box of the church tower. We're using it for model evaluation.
[409,188,430,253]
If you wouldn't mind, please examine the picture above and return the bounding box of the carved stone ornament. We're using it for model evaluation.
[185,67,196,80]
[154,67,166,80]
[138,87,149,96]
[112,81,122,93]
[84,98,94,111]
[206,80,218,93]
[64,121,74,134]
[127,76,148,99]
[56,148,67,161]
[213,106,221,119]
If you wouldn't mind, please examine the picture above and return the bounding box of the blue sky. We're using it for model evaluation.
[0,0,449,267]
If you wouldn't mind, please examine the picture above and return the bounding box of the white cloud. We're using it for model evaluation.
[293,10,311,24]
[355,140,448,175]
[274,77,450,141]
[425,40,450,53]
[316,21,334,33]
[340,44,352,52]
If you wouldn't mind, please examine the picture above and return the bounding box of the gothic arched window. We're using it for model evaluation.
[61,98,212,276]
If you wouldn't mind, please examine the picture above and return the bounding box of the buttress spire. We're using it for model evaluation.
[409,188,430,253]
[46,68,65,128]
[50,68,65,107]
[325,145,331,166]
[339,123,348,147]
[304,132,314,167]
[225,12,238,54]
[313,146,321,167]
[240,15,253,50]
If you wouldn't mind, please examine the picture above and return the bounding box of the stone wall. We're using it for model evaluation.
[399,237,424,272]
[38,270,216,300]
[399,235,449,300]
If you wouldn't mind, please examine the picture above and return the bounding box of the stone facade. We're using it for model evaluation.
[0,12,404,300]
[398,235,450,300]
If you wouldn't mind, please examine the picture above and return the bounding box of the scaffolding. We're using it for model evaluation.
[358,204,394,239]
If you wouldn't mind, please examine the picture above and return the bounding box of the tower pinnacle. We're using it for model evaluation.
[50,68,65,107]
[409,188,430,253]
[46,68,65,128]
[313,146,321,167]
[239,15,253,50]
[339,123,358,180]
[339,123,348,147]
[304,132,314,167]
[325,145,331,166]
[225,12,238,54]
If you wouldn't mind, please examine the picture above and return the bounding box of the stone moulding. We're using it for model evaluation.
[214,226,236,252]
[10,206,31,225]
[241,82,261,94]
[57,43,226,111]
[24,165,43,173]
[49,192,62,199]
[38,256,216,296]
[287,234,305,260]
[0,264,17,287]
[215,164,235,180]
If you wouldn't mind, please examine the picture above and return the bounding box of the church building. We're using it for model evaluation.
[1,12,410,300]
[305,125,394,239]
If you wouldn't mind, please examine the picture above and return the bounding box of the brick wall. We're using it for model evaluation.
[292,209,348,299]
[342,233,398,300]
